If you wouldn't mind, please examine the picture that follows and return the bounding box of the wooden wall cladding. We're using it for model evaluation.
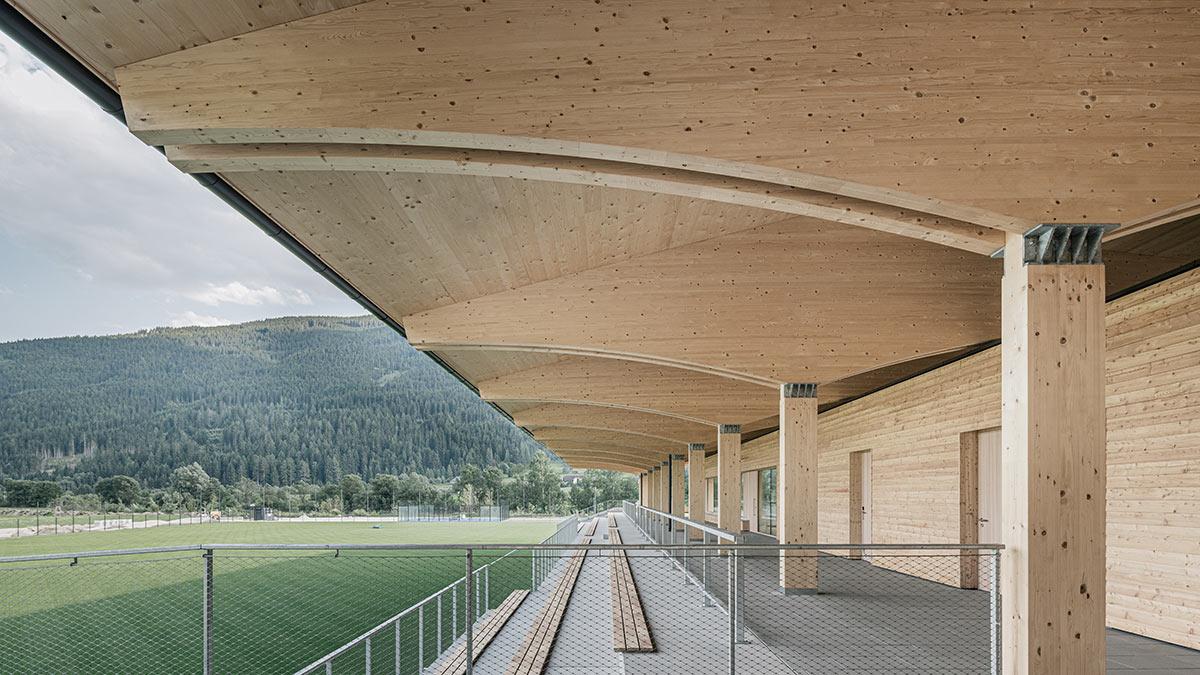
[742,267,1200,649]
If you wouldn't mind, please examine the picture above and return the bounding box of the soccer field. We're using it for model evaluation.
[0,520,559,674]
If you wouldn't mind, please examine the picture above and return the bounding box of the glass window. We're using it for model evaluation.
[709,477,719,510]
[759,467,777,536]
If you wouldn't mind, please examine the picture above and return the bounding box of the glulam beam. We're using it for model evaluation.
[511,403,714,445]
[569,459,653,475]
[166,143,1004,254]
[531,428,686,455]
[540,442,670,466]
[408,221,1001,385]
[476,357,778,426]
[556,449,660,471]
[109,0,1200,227]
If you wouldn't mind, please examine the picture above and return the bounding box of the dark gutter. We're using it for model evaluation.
[0,4,526,431]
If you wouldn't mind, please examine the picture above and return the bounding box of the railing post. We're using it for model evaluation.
[683,531,690,586]
[465,549,475,675]
[203,549,213,675]
[734,545,745,643]
[484,565,491,612]
[728,545,737,675]
[437,591,444,654]
[990,550,1001,674]
[418,603,425,670]
[452,583,458,638]
[703,531,712,606]
[394,619,401,675]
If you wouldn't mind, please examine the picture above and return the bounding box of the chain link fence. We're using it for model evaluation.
[0,510,999,674]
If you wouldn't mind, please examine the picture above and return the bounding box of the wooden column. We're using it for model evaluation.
[646,467,657,510]
[717,424,742,534]
[1001,224,1108,675]
[639,473,646,507]
[670,454,685,520]
[658,461,670,512]
[779,383,819,592]
[687,443,706,539]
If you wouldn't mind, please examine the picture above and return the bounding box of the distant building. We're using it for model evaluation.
[560,472,583,487]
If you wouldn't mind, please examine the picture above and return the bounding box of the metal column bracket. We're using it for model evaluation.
[718,424,741,435]
[990,223,1117,263]
[782,383,818,398]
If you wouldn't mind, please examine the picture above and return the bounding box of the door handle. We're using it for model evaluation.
[978,517,989,524]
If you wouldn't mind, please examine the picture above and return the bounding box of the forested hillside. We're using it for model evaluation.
[0,316,544,488]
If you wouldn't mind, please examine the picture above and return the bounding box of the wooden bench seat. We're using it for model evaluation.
[579,517,598,537]
[609,528,655,652]
[505,537,591,675]
[431,589,529,675]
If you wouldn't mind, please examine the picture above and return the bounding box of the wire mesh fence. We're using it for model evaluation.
[394,503,510,522]
[0,509,999,674]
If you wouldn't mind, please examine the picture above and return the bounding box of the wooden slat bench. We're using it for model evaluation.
[504,537,591,675]
[431,589,530,675]
[579,517,598,537]
[609,529,655,652]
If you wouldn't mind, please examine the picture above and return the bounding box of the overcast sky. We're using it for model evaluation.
[0,34,361,343]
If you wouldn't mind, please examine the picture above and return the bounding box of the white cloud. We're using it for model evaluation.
[168,311,232,328]
[0,35,361,341]
[185,281,314,307]
[0,286,12,295]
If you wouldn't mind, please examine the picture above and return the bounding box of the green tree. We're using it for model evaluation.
[171,463,216,507]
[95,475,140,506]
[369,474,401,510]
[339,474,367,511]
[2,479,61,507]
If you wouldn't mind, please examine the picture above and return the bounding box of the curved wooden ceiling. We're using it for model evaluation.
[411,220,1001,384]
[511,404,713,445]
[13,0,1200,473]
[112,0,1199,227]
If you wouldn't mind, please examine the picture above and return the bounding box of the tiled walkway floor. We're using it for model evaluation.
[429,512,1200,673]
[1107,628,1200,673]
[634,512,1200,674]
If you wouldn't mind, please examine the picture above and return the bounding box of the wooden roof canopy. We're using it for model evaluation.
[10,0,1200,473]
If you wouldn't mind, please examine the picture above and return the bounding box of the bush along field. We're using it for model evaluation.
[0,520,558,674]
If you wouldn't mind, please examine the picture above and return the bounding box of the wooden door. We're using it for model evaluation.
[861,452,872,550]
[850,450,872,559]
[977,428,1002,589]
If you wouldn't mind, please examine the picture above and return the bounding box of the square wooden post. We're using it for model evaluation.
[1001,225,1108,675]
[779,383,819,592]
[717,424,742,534]
[687,443,706,539]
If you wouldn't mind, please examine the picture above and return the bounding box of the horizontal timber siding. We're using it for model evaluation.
[740,266,1200,649]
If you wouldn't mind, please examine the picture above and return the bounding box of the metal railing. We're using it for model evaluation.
[299,514,578,674]
[394,503,510,522]
[0,514,1003,674]
[574,499,624,521]
[622,500,1004,673]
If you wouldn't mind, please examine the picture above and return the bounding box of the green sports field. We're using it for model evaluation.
[0,520,558,674]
